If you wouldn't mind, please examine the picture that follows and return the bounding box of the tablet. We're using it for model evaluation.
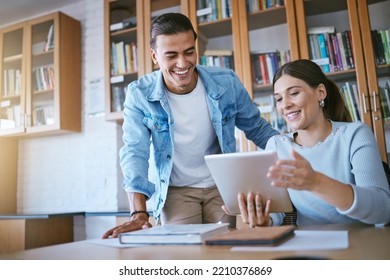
[204,150,293,215]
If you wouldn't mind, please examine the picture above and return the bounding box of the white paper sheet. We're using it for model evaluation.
[86,237,146,248]
[231,230,349,251]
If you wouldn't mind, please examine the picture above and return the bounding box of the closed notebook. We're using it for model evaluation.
[119,223,229,245]
[205,225,296,246]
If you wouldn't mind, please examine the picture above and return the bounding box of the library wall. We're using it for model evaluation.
[6,0,127,238]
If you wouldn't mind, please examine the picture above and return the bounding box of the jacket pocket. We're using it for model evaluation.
[144,114,169,132]
[143,114,170,151]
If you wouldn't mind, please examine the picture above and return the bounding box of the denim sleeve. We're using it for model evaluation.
[119,84,156,199]
[233,76,279,149]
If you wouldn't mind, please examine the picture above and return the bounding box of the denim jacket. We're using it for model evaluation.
[119,65,278,220]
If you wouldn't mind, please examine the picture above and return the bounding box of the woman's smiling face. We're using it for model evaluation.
[273,74,326,131]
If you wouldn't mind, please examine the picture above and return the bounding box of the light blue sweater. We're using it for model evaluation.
[266,121,390,226]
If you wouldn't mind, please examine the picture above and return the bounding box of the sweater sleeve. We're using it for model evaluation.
[337,123,390,225]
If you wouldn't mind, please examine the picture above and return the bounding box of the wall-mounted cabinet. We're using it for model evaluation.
[0,12,81,137]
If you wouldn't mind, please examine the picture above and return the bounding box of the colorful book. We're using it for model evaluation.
[317,33,330,73]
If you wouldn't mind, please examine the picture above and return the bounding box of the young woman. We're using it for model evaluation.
[236,59,390,227]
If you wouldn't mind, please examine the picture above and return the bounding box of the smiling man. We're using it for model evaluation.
[103,13,279,238]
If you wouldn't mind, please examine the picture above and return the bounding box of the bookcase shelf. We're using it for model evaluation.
[0,11,81,137]
[247,6,287,31]
[198,18,232,38]
[3,54,23,63]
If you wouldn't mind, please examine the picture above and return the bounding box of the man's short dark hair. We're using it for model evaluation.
[150,13,197,50]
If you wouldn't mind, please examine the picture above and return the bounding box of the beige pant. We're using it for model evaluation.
[161,186,236,228]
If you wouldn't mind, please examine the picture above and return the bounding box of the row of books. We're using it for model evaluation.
[110,17,136,32]
[110,41,138,76]
[199,50,234,69]
[372,29,390,66]
[339,80,390,123]
[308,27,355,73]
[197,0,232,23]
[31,24,55,54]
[43,24,54,52]
[251,50,290,86]
[246,0,285,13]
[33,65,55,92]
[0,103,56,128]
[379,80,390,121]
[33,104,54,126]
[254,95,287,133]
[111,85,126,112]
[3,68,22,97]
[339,82,360,122]
[0,104,21,129]
[196,0,285,23]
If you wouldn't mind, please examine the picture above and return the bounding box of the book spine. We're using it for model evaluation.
[259,54,269,85]
[308,34,316,60]
[336,32,348,70]
[380,30,390,64]
[325,33,336,72]
[331,33,342,71]
[251,54,262,84]
[342,31,354,69]
[317,33,330,73]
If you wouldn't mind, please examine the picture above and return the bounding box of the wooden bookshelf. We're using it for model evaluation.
[104,0,142,121]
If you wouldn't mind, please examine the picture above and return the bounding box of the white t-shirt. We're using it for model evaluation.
[166,78,221,187]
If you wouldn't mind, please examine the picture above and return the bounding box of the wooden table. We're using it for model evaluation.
[0,212,83,254]
[0,223,389,260]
